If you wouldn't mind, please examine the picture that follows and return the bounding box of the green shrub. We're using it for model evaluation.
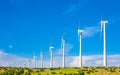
[59,72,62,74]
[78,70,85,75]
[86,71,90,74]
[18,68,24,74]
[24,72,31,75]
[36,70,40,72]
[50,68,54,70]
[73,73,77,75]
[51,72,56,74]
[38,73,41,75]
[68,73,72,75]
[15,71,20,75]
[28,69,32,72]
[40,69,44,72]
[95,70,98,72]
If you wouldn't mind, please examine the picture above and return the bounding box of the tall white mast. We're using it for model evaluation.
[101,20,108,67]
[78,29,84,67]
[40,52,43,68]
[23,63,26,68]
[50,46,54,68]
[62,38,65,68]
[33,56,37,68]
[27,59,31,68]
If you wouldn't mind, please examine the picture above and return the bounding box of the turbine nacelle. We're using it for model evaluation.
[100,20,108,34]
[62,38,66,43]
[27,59,31,62]
[101,20,108,25]
[50,46,54,51]
[78,29,84,35]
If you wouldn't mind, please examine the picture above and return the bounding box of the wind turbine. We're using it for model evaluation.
[61,38,66,68]
[33,56,37,68]
[40,52,43,68]
[101,20,108,67]
[78,29,84,67]
[22,63,26,68]
[49,46,54,68]
[27,59,31,68]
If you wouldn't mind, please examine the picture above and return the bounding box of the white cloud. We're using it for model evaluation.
[70,55,103,67]
[0,50,27,67]
[0,50,8,57]
[55,43,73,56]
[0,50,50,68]
[70,55,120,67]
[0,50,120,68]
[63,0,94,14]
[82,26,100,38]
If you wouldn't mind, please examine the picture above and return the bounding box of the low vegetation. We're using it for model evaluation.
[0,66,119,75]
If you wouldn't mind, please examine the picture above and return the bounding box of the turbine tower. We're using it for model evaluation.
[33,56,37,68]
[27,59,31,68]
[101,20,108,67]
[23,63,26,68]
[62,38,66,68]
[78,29,84,67]
[50,46,54,68]
[40,52,43,68]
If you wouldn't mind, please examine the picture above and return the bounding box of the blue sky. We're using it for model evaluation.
[0,0,120,67]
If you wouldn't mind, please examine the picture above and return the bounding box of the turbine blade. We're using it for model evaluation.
[101,21,103,32]
[78,29,80,41]
[61,38,63,51]
[100,21,103,40]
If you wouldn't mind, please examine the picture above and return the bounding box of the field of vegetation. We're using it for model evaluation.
[0,66,120,75]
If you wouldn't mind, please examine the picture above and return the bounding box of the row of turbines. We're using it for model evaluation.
[26,20,108,68]
[78,20,108,67]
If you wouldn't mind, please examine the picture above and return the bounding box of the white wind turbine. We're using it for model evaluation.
[27,59,31,68]
[61,37,66,68]
[78,28,84,67]
[101,20,108,67]
[33,56,37,68]
[23,63,26,68]
[40,52,43,68]
[49,46,54,68]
